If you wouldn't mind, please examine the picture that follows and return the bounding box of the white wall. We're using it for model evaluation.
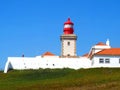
[4,55,120,73]
[92,56,120,67]
[62,40,76,56]
[93,45,111,53]
[4,56,91,73]
[89,45,111,57]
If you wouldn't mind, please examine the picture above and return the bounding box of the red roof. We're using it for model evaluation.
[95,48,120,56]
[82,53,89,57]
[42,52,55,56]
[96,42,107,46]
[64,18,74,25]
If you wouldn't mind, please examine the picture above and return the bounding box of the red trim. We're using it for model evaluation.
[64,28,73,34]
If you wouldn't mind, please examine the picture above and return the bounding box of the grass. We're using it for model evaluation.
[0,68,120,90]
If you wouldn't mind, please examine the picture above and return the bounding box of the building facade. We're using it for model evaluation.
[91,48,120,67]
[4,18,120,73]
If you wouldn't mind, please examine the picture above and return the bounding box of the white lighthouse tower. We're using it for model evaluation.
[60,18,77,57]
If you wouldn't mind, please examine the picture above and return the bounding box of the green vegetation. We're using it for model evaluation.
[0,68,120,90]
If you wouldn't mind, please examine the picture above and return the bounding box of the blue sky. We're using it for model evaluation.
[0,0,120,70]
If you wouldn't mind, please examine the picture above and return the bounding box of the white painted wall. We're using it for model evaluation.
[92,45,111,53]
[88,44,111,58]
[92,56,120,68]
[4,56,91,73]
[62,40,76,56]
[4,55,120,73]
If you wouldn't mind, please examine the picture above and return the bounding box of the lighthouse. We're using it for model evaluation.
[60,18,77,57]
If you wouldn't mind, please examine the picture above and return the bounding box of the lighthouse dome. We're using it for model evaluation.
[64,18,74,25]
[63,18,74,34]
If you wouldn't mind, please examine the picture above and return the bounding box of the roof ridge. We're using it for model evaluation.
[95,48,120,56]
[42,51,55,56]
[96,42,106,46]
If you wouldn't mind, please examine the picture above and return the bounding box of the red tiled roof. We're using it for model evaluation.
[82,53,89,57]
[96,42,107,46]
[42,52,55,56]
[95,48,120,56]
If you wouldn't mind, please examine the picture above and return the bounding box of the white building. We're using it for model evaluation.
[4,18,120,73]
[91,48,120,68]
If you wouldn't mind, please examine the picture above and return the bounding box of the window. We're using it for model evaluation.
[67,54,70,56]
[99,58,104,63]
[105,59,110,63]
[68,42,70,46]
[119,59,120,64]
[53,64,55,66]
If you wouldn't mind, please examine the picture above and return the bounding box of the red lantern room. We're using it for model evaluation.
[63,18,74,34]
